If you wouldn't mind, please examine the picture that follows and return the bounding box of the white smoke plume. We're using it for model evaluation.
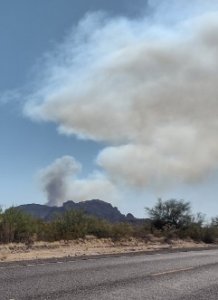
[39,156,120,206]
[26,0,218,204]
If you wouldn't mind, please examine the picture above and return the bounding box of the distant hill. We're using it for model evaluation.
[16,199,144,224]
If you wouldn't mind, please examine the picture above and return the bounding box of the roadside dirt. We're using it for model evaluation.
[0,236,211,262]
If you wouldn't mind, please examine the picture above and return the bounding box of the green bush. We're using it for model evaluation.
[0,208,37,243]
[51,210,89,240]
[111,223,133,241]
[86,217,112,238]
[146,198,192,230]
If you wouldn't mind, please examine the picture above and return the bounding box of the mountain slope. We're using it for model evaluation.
[17,199,140,223]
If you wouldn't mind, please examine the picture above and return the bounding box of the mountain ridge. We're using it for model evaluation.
[16,199,142,224]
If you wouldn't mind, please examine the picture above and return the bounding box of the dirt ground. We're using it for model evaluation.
[0,236,211,262]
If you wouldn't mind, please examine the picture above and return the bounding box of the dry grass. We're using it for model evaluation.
[0,236,208,262]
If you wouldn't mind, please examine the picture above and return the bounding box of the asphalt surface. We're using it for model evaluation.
[1,249,218,299]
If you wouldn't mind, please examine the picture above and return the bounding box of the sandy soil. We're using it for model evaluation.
[0,236,211,263]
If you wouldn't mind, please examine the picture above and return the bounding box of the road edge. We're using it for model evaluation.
[1,245,218,267]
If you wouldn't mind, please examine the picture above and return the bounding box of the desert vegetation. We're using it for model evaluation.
[0,199,218,245]
[146,199,218,244]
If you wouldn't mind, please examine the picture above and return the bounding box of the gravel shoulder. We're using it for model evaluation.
[0,237,215,263]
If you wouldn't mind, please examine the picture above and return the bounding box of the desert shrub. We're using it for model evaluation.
[177,213,207,241]
[179,223,202,241]
[51,210,89,240]
[33,220,55,242]
[131,222,152,238]
[111,223,133,241]
[86,217,112,238]
[146,198,192,230]
[202,227,216,244]
[162,224,178,241]
[202,219,218,244]
[0,208,37,243]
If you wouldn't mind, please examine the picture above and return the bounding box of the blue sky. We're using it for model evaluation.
[0,0,148,212]
[1,0,218,218]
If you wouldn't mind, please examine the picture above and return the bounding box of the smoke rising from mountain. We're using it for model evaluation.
[39,156,80,206]
[26,0,218,204]
[39,156,120,206]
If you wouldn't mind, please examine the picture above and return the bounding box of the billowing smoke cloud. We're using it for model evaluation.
[39,156,81,205]
[39,156,120,206]
[26,0,218,204]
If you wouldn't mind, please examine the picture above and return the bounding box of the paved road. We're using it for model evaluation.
[1,249,218,299]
